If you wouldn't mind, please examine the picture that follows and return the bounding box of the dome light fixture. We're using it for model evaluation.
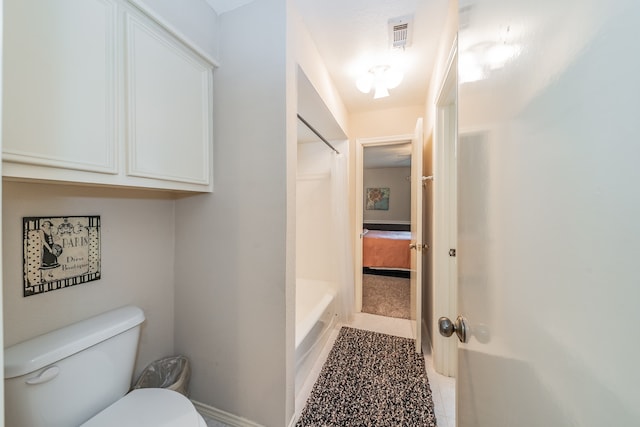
[356,65,403,99]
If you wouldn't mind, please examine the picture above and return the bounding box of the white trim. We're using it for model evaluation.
[432,35,458,378]
[363,220,410,225]
[358,134,413,146]
[192,400,264,427]
[296,172,331,181]
[125,0,220,67]
[410,118,424,353]
[421,318,433,355]
[435,36,458,106]
[355,142,364,311]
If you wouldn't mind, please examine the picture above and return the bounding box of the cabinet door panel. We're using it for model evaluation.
[125,13,212,185]
[3,0,118,173]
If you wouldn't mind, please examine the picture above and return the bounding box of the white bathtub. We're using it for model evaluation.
[295,279,337,395]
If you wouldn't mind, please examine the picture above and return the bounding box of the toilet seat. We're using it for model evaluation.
[81,388,207,427]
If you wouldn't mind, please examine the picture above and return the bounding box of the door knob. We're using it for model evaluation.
[409,243,417,250]
[438,315,468,343]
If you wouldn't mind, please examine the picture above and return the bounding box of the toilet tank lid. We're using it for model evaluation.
[4,306,145,379]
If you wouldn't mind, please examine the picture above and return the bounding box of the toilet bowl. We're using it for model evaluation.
[83,388,207,427]
[4,306,205,427]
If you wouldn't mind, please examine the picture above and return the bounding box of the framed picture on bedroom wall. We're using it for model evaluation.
[366,187,390,210]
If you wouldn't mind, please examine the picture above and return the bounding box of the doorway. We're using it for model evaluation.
[360,143,412,320]
[354,127,424,352]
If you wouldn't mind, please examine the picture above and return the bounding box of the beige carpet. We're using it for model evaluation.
[362,273,410,319]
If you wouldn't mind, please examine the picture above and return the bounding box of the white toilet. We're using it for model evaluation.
[4,306,207,427]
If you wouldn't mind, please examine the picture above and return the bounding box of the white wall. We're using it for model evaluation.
[363,167,411,223]
[2,182,176,379]
[173,0,292,425]
[297,141,335,281]
[294,13,350,301]
[350,105,425,140]
[424,0,457,136]
[293,9,349,137]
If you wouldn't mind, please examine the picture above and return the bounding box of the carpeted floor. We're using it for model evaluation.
[362,273,411,319]
[296,327,437,427]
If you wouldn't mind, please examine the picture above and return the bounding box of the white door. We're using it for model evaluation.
[447,0,640,425]
[410,118,424,352]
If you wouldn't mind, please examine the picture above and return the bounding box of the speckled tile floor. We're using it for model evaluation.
[295,313,456,427]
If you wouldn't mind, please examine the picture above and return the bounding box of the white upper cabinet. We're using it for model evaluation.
[125,11,212,186]
[3,0,119,174]
[2,0,216,192]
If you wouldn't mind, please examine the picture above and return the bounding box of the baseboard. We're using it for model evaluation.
[192,400,264,427]
[363,220,410,225]
[363,267,410,278]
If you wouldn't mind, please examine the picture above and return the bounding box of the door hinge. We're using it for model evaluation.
[421,175,434,188]
[449,249,456,257]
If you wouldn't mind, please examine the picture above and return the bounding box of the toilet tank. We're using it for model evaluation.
[4,306,145,427]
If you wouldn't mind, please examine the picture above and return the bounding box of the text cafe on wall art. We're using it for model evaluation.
[23,216,101,297]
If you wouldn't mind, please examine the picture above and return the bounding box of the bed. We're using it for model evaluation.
[362,227,412,271]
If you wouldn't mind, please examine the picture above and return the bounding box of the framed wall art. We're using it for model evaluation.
[23,216,101,297]
[366,187,390,210]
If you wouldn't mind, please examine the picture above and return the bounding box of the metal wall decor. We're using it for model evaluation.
[23,216,101,297]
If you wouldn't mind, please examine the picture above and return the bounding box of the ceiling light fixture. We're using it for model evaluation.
[356,65,403,99]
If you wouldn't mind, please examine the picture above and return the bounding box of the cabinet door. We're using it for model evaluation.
[3,0,118,174]
[125,12,213,186]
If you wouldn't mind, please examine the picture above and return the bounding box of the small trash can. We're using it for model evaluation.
[133,355,191,397]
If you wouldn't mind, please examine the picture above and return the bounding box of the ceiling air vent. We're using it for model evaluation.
[389,15,413,49]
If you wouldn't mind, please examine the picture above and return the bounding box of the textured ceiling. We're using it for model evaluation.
[296,0,450,114]
[207,0,450,114]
